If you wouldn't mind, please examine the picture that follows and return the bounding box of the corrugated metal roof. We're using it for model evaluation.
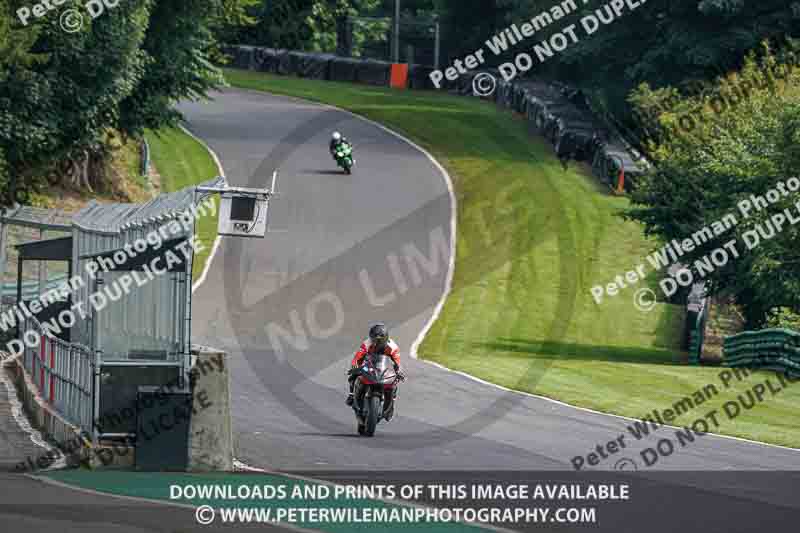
[0,205,74,230]
[72,177,225,234]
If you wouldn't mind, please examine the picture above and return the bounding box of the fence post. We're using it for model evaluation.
[49,338,55,403]
[40,333,45,391]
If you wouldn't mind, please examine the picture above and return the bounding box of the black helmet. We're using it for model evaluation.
[369,323,389,350]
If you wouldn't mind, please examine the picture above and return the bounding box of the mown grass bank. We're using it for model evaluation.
[223,68,800,448]
[145,127,220,280]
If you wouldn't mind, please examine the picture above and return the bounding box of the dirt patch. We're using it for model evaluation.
[31,136,158,213]
[702,296,745,363]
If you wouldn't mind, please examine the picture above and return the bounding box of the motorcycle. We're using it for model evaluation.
[333,142,355,174]
[349,353,404,437]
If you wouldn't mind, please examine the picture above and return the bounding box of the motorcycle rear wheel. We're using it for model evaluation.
[364,396,380,437]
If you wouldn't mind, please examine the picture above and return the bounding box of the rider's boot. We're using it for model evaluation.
[345,378,355,406]
[383,389,397,421]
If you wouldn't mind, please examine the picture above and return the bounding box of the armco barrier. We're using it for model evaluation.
[723,328,800,377]
[222,46,648,187]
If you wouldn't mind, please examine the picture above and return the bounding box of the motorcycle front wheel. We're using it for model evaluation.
[364,395,381,437]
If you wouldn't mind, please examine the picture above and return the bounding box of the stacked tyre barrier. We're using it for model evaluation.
[222,45,648,187]
[724,329,800,377]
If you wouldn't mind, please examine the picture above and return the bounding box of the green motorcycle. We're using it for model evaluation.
[333,142,355,175]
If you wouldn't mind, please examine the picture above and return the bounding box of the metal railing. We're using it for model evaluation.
[21,314,93,433]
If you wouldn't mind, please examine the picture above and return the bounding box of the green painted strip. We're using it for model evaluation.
[43,471,492,532]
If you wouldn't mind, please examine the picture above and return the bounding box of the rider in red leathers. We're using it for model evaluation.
[346,324,404,420]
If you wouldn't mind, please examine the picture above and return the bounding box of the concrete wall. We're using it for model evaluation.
[5,355,92,470]
[188,345,234,471]
[4,344,233,472]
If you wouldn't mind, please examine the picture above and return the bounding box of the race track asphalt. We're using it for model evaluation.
[180,88,800,473]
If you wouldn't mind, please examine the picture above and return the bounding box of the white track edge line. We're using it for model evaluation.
[177,123,225,295]
[422,359,800,453]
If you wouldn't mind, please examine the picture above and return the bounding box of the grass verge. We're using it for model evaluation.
[145,127,220,281]
[222,68,800,448]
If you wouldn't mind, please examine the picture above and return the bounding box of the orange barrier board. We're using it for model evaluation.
[390,64,409,89]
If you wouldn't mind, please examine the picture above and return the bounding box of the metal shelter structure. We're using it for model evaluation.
[0,176,225,441]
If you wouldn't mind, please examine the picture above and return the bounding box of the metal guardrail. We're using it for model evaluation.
[723,328,800,376]
[21,314,94,433]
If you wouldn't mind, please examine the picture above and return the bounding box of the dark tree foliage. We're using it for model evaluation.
[434,0,509,61]
[552,0,798,119]
[118,0,227,137]
[234,0,316,49]
[1,0,150,202]
[0,0,235,206]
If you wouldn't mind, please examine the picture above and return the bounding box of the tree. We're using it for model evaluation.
[435,0,508,61]
[625,46,800,327]
[234,0,316,50]
[0,0,46,206]
[1,0,231,203]
[304,0,384,55]
[118,0,230,137]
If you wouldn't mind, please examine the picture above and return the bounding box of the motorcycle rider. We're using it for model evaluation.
[346,323,404,420]
[329,131,350,156]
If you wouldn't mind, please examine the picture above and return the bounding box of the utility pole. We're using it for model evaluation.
[434,18,441,71]
[392,0,401,63]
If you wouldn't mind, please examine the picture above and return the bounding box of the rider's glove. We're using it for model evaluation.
[348,366,360,378]
[395,369,406,381]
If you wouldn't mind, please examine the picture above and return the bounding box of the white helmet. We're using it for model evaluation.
[332,132,342,142]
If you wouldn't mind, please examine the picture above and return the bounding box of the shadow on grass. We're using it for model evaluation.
[473,338,683,365]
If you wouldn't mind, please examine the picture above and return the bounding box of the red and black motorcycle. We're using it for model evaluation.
[349,353,404,437]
